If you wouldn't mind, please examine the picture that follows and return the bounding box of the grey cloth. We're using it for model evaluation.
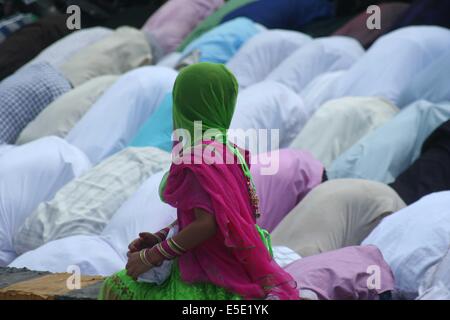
[60,27,152,87]
[272,179,406,257]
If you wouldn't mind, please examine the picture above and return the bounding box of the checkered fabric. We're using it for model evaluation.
[0,61,71,144]
[0,13,36,44]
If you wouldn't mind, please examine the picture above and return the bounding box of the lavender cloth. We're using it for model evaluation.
[252,149,324,232]
[285,245,395,300]
[142,0,224,53]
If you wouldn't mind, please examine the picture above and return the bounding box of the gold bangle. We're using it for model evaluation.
[170,238,187,253]
[167,238,184,255]
[156,243,174,260]
[140,249,153,267]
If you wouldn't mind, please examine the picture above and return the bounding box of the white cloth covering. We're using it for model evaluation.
[0,137,91,266]
[417,249,450,300]
[66,66,177,165]
[0,144,14,158]
[299,70,345,115]
[267,36,364,94]
[16,75,118,144]
[363,191,450,300]
[332,26,450,106]
[21,27,113,71]
[226,29,311,89]
[328,100,450,183]
[229,80,308,153]
[13,147,171,255]
[291,96,399,167]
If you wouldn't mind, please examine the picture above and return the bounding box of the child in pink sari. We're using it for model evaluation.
[99,62,298,300]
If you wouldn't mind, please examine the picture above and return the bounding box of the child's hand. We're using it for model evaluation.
[125,251,151,280]
[127,233,160,253]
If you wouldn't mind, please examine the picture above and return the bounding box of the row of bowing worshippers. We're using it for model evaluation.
[1,0,450,300]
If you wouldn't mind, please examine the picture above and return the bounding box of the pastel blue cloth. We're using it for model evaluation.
[398,51,450,108]
[0,61,71,144]
[222,0,335,31]
[328,100,450,184]
[181,17,263,64]
[331,26,450,106]
[128,93,173,153]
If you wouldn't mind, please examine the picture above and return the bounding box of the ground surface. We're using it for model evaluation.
[0,267,103,300]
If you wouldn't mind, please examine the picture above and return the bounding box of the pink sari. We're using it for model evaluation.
[163,141,298,299]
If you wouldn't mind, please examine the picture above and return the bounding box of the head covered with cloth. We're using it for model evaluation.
[161,62,298,300]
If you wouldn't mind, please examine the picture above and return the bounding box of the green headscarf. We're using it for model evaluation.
[160,62,257,204]
[172,62,238,146]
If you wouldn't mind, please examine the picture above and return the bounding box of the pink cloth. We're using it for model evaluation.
[252,149,324,232]
[163,141,298,299]
[284,245,395,300]
[142,0,224,53]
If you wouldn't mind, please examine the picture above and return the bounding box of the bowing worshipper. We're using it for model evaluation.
[397,51,450,108]
[330,26,450,106]
[130,80,307,154]
[290,97,399,168]
[285,245,395,300]
[142,0,224,54]
[177,0,257,51]
[389,120,450,205]
[20,27,113,72]
[65,66,177,165]
[328,100,450,183]
[271,179,406,257]
[9,171,177,277]
[252,149,324,233]
[0,137,91,266]
[59,27,154,87]
[266,36,363,95]
[99,63,299,300]
[13,147,172,256]
[0,61,71,144]
[362,191,450,300]
[221,0,335,32]
[0,13,71,80]
[391,0,450,30]
[333,2,410,48]
[179,17,263,65]
[10,148,319,276]
[226,29,312,90]
[16,75,119,144]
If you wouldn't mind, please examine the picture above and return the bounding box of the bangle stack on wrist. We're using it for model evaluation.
[139,249,154,267]
[155,238,187,260]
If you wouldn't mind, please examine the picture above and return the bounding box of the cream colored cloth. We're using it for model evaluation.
[271,179,406,257]
[291,96,399,167]
[13,147,171,255]
[16,76,118,144]
[60,27,152,86]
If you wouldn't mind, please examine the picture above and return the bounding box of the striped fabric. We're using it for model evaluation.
[14,147,171,255]
[0,13,36,44]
